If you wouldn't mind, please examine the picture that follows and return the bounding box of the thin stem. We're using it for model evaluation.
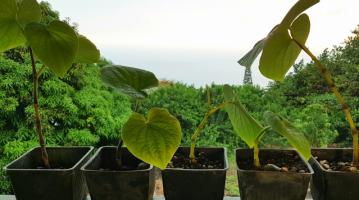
[189,102,229,161]
[36,65,46,79]
[293,39,359,166]
[116,140,123,168]
[30,48,50,169]
[253,143,260,169]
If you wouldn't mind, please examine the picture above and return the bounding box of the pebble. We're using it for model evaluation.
[322,163,330,170]
[264,164,281,172]
[349,166,358,172]
[280,167,289,172]
[298,170,306,173]
[320,160,328,165]
[289,167,298,172]
[337,162,346,167]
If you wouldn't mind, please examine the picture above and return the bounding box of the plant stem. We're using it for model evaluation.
[252,126,270,169]
[189,102,228,162]
[293,39,359,166]
[30,48,50,169]
[116,140,123,168]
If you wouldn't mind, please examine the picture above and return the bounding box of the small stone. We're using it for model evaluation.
[349,166,358,172]
[208,165,214,169]
[264,164,281,172]
[280,167,289,172]
[320,160,328,165]
[137,162,149,170]
[322,163,330,170]
[289,167,298,172]
[337,162,346,167]
[298,170,306,173]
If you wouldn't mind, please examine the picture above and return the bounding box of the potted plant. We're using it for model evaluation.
[1,0,100,199]
[82,65,182,200]
[224,85,313,200]
[162,88,229,200]
[238,0,359,199]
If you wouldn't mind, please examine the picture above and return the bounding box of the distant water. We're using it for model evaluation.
[100,46,272,88]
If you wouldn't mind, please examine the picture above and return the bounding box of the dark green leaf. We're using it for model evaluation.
[224,85,264,147]
[122,108,182,169]
[75,35,100,63]
[0,0,41,52]
[25,20,78,77]
[100,65,159,99]
[264,111,311,160]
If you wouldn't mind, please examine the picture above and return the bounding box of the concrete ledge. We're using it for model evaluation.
[0,196,241,200]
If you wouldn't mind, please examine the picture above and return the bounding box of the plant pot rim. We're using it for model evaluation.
[4,146,94,172]
[235,148,314,175]
[81,146,153,173]
[163,146,229,172]
[310,147,359,175]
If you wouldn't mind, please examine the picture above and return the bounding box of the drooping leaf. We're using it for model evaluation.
[223,85,264,147]
[100,65,159,99]
[290,14,311,46]
[238,38,266,68]
[75,35,100,63]
[24,20,78,77]
[122,108,182,169]
[259,13,311,81]
[264,111,311,160]
[0,0,41,52]
[17,0,42,28]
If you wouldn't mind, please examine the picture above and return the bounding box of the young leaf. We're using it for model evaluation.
[24,20,79,77]
[264,111,311,160]
[259,13,311,81]
[75,35,100,63]
[100,65,159,99]
[223,85,264,147]
[122,108,182,169]
[17,0,42,28]
[0,0,41,52]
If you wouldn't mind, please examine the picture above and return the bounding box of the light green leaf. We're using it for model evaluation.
[17,0,42,27]
[290,14,311,46]
[264,111,311,160]
[122,108,182,169]
[75,35,100,63]
[0,0,41,52]
[24,20,78,77]
[223,85,264,147]
[100,65,159,99]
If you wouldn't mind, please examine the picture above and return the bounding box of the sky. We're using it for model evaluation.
[46,0,359,87]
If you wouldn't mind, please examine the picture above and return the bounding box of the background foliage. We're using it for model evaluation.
[0,1,358,195]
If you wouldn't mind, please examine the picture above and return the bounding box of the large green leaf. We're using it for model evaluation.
[264,111,311,160]
[122,108,182,169]
[100,65,159,99]
[0,0,41,52]
[75,35,100,63]
[223,85,264,147]
[24,20,78,77]
[259,13,310,81]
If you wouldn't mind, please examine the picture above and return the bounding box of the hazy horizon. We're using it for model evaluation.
[46,0,359,87]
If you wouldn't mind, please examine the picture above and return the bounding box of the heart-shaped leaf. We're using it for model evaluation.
[224,85,264,147]
[0,0,41,52]
[75,35,100,63]
[24,20,78,77]
[259,13,310,81]
[264,111,311,160]
[100,65,159,99]
[122,108,182,169]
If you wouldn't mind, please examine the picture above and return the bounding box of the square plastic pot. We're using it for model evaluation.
[81,146,155,200]
[310,148,359,200]
[5,146,94,200]
[162,147,228,200]
[236,148,313,200]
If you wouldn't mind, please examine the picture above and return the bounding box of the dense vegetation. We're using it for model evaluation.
[0,1,358,195]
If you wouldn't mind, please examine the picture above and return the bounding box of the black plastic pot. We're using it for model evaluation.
[310,148,359,200]
[162,147,228,200]
[81,146,155,200]
[236,149,313,200]
[4,146,93,200]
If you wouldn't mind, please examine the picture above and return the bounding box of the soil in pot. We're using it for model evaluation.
[167,150,224,169]
[238,150,309,173]
[162,147,228,200]
[310,148,359,200]
[236,149,313,200]
[82,147,155,200]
